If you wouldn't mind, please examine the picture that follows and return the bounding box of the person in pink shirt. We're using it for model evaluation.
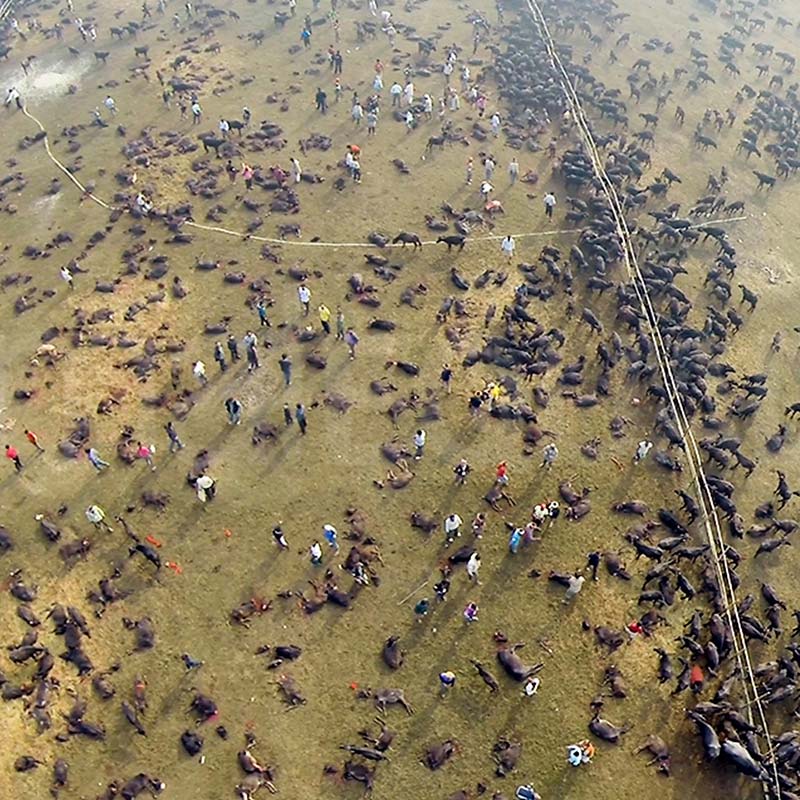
[242,163,254,190]
[136,441,156,471]
[476,94,487,118]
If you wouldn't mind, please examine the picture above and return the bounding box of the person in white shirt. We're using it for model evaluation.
[298,283,311,315]
[542,443,558,467]
[309,540,323,565]
[196,474,215,503]
[390,82,402,107]
[413,429,426,459]
[4,87,19,108]
[191,101,202,124]
[60,265,74,289]
[422,94,433,120]
[405,109,414,132]
[86,504,113,532]
[634,440,653,463]
[193,360,208,386]
[484,157,495,179]
[290,157,301,183]
[543,191,557,218]
[380,9,391,25]
[501,235,515,262]
[490,112,501,136]
[508,157,519,185]
[104,95,117,115]
[443,61,454,84]
[563,573,585,603]
[466,551,481,583]
[219,118,230,137]
[403,81,414,106]
[444,513,462,544]
[351,101,363,125]
[480,181,493,200]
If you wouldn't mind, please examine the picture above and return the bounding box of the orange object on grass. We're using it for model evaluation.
[224,528,233,538]
[145,535,163,547]
[165,561,183,574]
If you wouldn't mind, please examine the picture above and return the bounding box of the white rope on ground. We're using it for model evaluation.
[20,105,746,249]
[524,2,779,796]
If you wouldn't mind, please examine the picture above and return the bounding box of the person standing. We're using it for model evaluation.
[226,334,240,362]
[438,363,453,395]
[315,87,327,113]
[472,513,486,538]
[335,307,345,340]
[298,283,311,315]
[213,341,227,372]
[283,403,293,426]
[244,331,260,372]
[444,513,462,544]
[191,100,202,124]
[136,442,156,471]
[165,421,184,452]
[5,444,23,472]
[256,299,270,327]
[413,429,426,460]
[508,157,519,185]
[453,458,470,485]
[242,163,254,190]
[501,235,515,263]
[195,474,216,503]
[466,551,481,584]
[105,95,117,115]
[543,191,557,219]
[309,540,323,565]
[563,573,585,604]
[344,327,359,359]
[323,524,339,554]
[85,447,110,471]
[480,180,493,201]
[465,157,474,185]
[586,551,601,582]
[295,403,307,435]
[484,156,495,180]
[509,526,523,554]
[193,360,208,386]
[219,118,230,138]
[490,112,501,136]
[224,397,243,425]
[390,81,402,107]
[541,443,558,468]
[24,429,45,453]
[318,304,332,334]
[279,353,292,386]
[86,504,113,532]
[290,157,302,184]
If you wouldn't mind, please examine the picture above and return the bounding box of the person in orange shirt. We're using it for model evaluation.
[496,460,509,485]
[24,429,45,452]
[690,664,705,694]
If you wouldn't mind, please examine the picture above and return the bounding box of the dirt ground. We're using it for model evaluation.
[0,0,798,798]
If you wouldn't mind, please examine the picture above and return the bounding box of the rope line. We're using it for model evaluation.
[524,2,778,796]
[20,105,745,249]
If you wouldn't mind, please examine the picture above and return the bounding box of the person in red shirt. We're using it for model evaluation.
[496,460,508,485]
[5,444,23,472]
[690,664,704,694]
[24,429,44,453]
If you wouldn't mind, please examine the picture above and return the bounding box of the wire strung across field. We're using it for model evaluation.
[523,1,779,795]
[21,105,744,250]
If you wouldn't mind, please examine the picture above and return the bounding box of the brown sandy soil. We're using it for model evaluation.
[0,0,796,798]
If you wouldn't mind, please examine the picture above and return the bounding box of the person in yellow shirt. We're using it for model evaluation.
[318,303,331,334]
[489,383,502,409]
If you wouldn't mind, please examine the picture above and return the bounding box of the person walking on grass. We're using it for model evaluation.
[165,421,184,452]
[323,523,339,554]
[86,504,113,532]
[136,442,156,471]
[440,363,453,394]
[24,429,45,453]
[5,444,23,472]
[543,191,556,219]
[279,353,292,386]
[344,327,359,359]
[213,341,227,372]
[224,397,243,425]
[193,360,208,386]
[298,283,311,315]
[413,429,426,460]
[336,307,345,340]
[318,304,332,334]
[296,403,307,435]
